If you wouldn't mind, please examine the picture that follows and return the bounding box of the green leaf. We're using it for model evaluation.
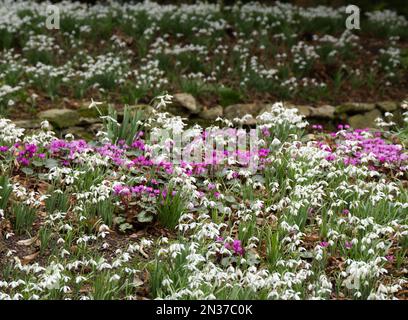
[32,160,44,167]
[45,158,58,169]
[119,223,133,233]
[21,167,34,175]
[137,211,154,223]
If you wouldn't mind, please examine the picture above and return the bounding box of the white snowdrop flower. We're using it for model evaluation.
[75,276,87,284]
[271,138,281,146]
[97,262,112,271]
[60,249,70,258]
[5,233,14,239]
[109,274,121,282]
[61,286,71,293]
[162,278,173,287]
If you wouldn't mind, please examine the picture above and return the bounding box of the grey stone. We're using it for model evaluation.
[165,105,191,118]
[77,104,108,118]
[62,126,93,140]
[376,101,398,112]
[198,105,223,120]
[224,103,264,124]
[38,109,80,129]
[173,93,202,114]
[285,103,312,117]
[335,102,376,114]
[348,109,382,129]
[260,103,312,117]
[89,123,104,133]
[78,117,102,126]
[13,119,43,129]
[310,105,335,119]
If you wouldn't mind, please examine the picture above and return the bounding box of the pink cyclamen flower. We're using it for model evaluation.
[207,183,216,190]
[319,241,329,248]
[385,255,394,263]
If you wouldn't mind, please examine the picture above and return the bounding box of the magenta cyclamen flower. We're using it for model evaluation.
[385,255,394,263]
[217,237,245,256]
[319,241,329,248]
[207,183,216,190]
[345,241,353,249]
[225,239,245,256]
[16,143,39,166]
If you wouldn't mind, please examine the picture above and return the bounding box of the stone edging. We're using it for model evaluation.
[13,94,407,138]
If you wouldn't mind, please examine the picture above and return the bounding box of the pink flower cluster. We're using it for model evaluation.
[113,182,162,198]
[217,237,245,256]
[318,128,408,168]
[15,143,45,166]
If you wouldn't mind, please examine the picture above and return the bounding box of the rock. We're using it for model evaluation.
[310,105,335,119]
[376,101,398,112]
[224,103,264,125]
[173,93,202,114]
[78,117,102,126]
[285,103,312,117]
[89,123,104,134]
[165,105,191,118]
[260,103,312,117]
[13,119,43,129]
[348,109,382,129]
[198,105,223,120]
[77,104,108,118]
[62,126,93,141]
[38,109,80,129]
[335,102,375,114]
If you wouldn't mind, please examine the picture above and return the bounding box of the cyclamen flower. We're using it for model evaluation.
[207,183,216,190]
[16,143,39,166]
[312,124,323,131]
[226,240,245,256]
[217,237,245,256]
[385,255,394,263]
[319,241,329,248]
[261,127,271,137]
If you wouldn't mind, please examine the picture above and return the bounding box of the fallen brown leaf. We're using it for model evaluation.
[17,236,38,246]
[21,251,39,265]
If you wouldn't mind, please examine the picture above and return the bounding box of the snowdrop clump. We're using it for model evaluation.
[0,97,407,300]
[0,1,406,114]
